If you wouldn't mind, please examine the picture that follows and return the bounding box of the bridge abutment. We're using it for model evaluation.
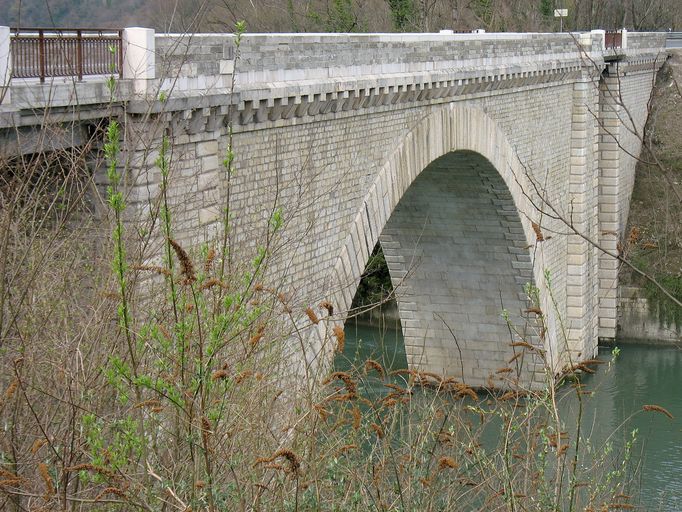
[598,57,660,341]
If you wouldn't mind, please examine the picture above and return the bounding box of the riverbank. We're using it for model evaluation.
[341,318,682,512]
[619,49,682,344]
[619,287,682,345]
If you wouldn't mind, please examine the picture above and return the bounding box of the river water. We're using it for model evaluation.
[341,317,682,511]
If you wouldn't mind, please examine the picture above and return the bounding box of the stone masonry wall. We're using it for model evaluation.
[618,67,657,232]
[598,58,662,340]
[104,32,666,381]
[124,73,585,382]
[0,31,667,378]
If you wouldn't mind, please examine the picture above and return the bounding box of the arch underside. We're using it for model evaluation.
[379,151,544,388]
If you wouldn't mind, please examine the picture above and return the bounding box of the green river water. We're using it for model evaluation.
[341,317,682,511]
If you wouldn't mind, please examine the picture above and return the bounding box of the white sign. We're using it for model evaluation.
[554,9,568,17]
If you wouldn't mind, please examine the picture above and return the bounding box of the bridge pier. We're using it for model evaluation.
[598,67,623,341]
[565,68,601,359]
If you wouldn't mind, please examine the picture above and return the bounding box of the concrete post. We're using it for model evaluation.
[0,26,10,105]
[591,29,606,52]
[621,29,628,49]
[122,27,155,94]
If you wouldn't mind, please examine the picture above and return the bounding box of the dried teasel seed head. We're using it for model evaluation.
[332,325,345,353]
[249,325,265,346]
[351,407,361,430]
[31,439,48,454]
[305,307,319,325]
[3,378,19,403]
[364,359,385,378]
[168,238,196,284]
[38,462,55,498]
[438,456,458,470]
[211,369,229,381]
[642,404,674,420]
[204,247,216,273]
[319,300,334,315]
[95,487,127,502]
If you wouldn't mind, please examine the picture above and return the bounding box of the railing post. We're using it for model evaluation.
[0,26,9,105]
[578,31,592,53]
[591,29,606,52]
[122,27,155,95]
[38,28,45,83]
[76,29,83,81]
[118,29,123,78]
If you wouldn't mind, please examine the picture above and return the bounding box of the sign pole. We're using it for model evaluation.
[554,9,568,32]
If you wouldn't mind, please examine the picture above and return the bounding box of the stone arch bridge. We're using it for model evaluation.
[0,28,667,387]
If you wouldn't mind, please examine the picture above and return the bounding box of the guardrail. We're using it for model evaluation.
[10,28,123,82]
[605,30,623,49]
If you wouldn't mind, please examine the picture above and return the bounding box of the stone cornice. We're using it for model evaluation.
[128,62,591,133]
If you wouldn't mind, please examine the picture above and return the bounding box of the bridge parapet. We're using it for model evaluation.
[626,31,668,51]
[155,31,606,101]
[0,28,667,126]
[153,30,665,89]
[141,31,665,132]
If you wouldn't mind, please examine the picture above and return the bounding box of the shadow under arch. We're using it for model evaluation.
[330,105,558,388]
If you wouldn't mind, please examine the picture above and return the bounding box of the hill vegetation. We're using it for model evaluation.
[1,0,679,33]
[623,51,682,329]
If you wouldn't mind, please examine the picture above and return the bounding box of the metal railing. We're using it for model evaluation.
[605,31,623,49]
[10,28,123,82]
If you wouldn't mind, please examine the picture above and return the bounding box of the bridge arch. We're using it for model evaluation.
[329,105,559,387]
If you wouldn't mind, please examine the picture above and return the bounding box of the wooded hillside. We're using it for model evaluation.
[1,0,679,33]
